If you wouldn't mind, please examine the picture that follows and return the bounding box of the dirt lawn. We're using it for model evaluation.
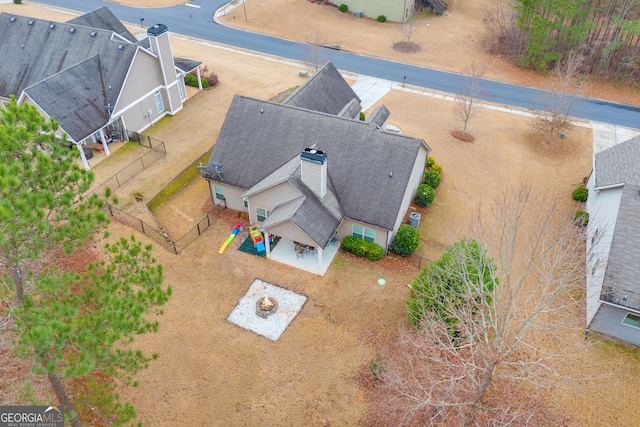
[3,1,640,426]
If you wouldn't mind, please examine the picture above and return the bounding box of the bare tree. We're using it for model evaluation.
[301,33,332,73]
[377,184,586,426]
[454,60,487,136]
[531,51,585,144]
[402,3,421,44]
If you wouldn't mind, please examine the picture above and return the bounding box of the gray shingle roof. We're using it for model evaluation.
[0,13,131,99]
[366,104,390,127]
[283,62,361,115]
[66,6,138,43]
[600,183,640,310]
[24,53,133,142]
[592,137,640,310]
[594,136,640,188]
[337,98,362,119]
[174,57,202,73]
[205,94,429,231]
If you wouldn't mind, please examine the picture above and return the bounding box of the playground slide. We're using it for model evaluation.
[255,240,266,253]
[218,222,243,254]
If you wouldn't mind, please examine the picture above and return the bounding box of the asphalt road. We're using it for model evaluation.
[30,0,640,128]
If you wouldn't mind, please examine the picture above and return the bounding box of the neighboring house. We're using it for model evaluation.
[331,0,414,22]
[203,62,431,275]
[0,7,202,169]
[586,135,640,345]
[330,0,446,23]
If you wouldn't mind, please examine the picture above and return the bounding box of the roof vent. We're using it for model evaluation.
[90,31,97,37]
[28,20,34,25]
[49,24,56,29]
[117,44,124,50]
[69,27,76,33]
[10,17,16,22]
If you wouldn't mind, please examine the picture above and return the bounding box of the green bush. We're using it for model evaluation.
[408,238,497,329]
[573,210,589,227]
[339,3,348,12]
[359,111,366,121]
[341,236,383,261]
[184,73,210,88]
[184,73,198,86]
[572,186,588,202]
[426,156,435,168]
[376,15,386,22]
[414,184,435,208]
[431,163,443,174]
[390,224,420,256]
[424,169,441,188]
[13,0,22,4]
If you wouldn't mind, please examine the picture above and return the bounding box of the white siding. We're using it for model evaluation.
[585,174,623,326]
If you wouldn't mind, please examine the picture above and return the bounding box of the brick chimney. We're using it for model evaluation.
[300,148,327,199]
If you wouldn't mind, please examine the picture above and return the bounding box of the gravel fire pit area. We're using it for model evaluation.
[226,279,307,341]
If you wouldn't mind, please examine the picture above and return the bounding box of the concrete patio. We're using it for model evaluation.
[268,237,340,276]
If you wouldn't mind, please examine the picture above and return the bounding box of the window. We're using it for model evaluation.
[178,80,184,98]
[622,313,640,329]
[256,207,271,222]
[352,225,375,242]
[154,91,163,112]
[214,185,224,201]
[243,199,248,208]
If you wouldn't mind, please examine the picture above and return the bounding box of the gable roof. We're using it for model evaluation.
[283,62,361,115]
[594,136,640,188]
[66,6,138,43]
[595,137,640,310]
[24,53,134,142]
[366,104,390,127]
[600,183,640,310]
[205,94,428,232]
[0,13,133,100]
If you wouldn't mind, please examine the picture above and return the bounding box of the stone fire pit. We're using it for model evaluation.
[227,279,307,341]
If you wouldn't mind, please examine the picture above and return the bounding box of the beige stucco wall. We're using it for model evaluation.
[119,92,161,134]
[390,144,429,244]
[336,218,389,251]
[116,49,164,112]
[208,182,247,212]
[247,181,301,224]
[266,221,317,247]
[331,0,412,22]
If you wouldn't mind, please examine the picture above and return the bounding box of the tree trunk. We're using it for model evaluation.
[9,264,24,304]
[47,372,82,427]
[464,359,498,427]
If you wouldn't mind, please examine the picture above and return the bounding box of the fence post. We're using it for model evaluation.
[172,242,178,254]
[108,205,113,217]
[140,220,145,234]
[207,214,211,227]
[197,223,201,236]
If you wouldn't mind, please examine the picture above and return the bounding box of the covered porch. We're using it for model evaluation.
[267,237,340,276]
[73,118,128,170]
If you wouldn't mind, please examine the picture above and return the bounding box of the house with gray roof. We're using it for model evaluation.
[203,62,430,275]
[0,7,201,169]
[586,135,640,345]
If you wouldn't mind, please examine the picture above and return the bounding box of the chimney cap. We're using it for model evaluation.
[301,148,327,164]
[147,24,168,36]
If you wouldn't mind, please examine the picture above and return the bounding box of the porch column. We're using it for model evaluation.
[317,247,323,273]
[76,144,90,170]
[120,117,129,141]
[98,129,111,156]
[264,230,271,258]
[196,66,203,90]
